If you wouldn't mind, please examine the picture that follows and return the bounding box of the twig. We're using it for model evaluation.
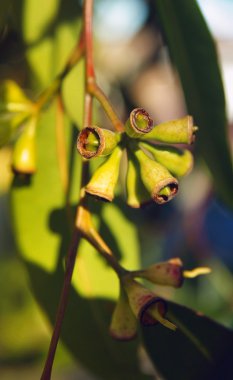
[40,226,81,380]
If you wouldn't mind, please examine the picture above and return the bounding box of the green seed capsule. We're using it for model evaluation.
[125,108,153,138]
[141,115,197,144]
[133,147,178,204]
[140,142,194,177]
[126,152,151,208]
[85,145,123,201]
[133,258,184,288]
[77,126,120,159]
[122,277,168,327]
[109,286,137,341]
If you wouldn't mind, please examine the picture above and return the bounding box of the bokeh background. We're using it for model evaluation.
[0,0,233,379]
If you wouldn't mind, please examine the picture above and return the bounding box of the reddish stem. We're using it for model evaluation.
[83,0,124,132]
[83,0,95,127]
[88,81,124,131]
[84,0,95,80]
[40,228,81,380]
[83,93,93,127]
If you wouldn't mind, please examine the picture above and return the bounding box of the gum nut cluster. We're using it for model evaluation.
[109,258,211,340]
[76,107,198,206]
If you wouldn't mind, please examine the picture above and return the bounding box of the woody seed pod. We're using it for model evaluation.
[134,258,184,288]
[109,286,138,341]
[126,152,151,208]
[77,126,120,159]
[140,142,194,177]
[85,145,123,201]
[125,108,153,138]
[133,147,178,204]
[122,278,176,330]
[141,115,197,144]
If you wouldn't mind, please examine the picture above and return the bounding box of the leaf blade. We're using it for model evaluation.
[156,0,233,207]
[142,300,233,380]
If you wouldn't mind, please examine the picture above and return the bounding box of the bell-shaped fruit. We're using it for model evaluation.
[109,286,138,340]
[77,126,120,159]
[133,146,178,204]
[126,152,151,208]
[133,258,211,287]
[122,277,176,330]
[133,258,184,288]
[140,142,194,177]
[141,115,197,144]
[85,145,123,201]
[125,108,153,138]
[12,118,37,175]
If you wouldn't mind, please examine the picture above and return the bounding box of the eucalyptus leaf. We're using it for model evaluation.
[22,0,83,87]
[0,80,33,112]
[142,300,233,380]
[156,0,233,207]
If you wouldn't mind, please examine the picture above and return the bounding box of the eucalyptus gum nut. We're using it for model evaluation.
[77,126,120,159]
[122,278,167,326]
[109,287,138,341]
[125,108,153,138]
[141,115,197,144]
[133,148,178,204]
[126,154,151,208]
[140,142,194,177]
[12,118,37,175]
[85,145,123,201]
[136,258,184,288]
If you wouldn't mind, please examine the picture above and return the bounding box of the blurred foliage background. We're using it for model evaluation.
[0,0,233,379]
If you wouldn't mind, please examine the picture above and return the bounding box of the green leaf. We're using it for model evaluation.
[21,0,85,128]
[22,0,82,83]
[0,80,33,113]
[142,300,233,380]
[10,106,151,380]
[156,0,233,207]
